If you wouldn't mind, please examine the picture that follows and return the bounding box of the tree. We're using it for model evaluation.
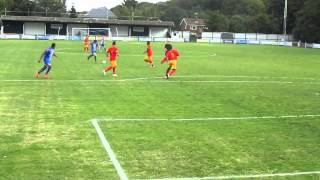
[206,11,229,32]
[69,5,77,18]
[160,6,187,29]
[34,0,66,16]
[2,0,35,15]
[111,5,130,17]
[123,0,138,20]
[229,15,247,33]
[248,13,273,33]
[294,0,320,43]
[287,0,304,33]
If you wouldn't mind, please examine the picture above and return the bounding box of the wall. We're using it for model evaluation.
[46,23,67,35]
[24,22,46,35]
[131,26,149,37]
[3,21,23,34]
[110,25,129,37]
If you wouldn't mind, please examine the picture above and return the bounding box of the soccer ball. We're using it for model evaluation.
[102,60,107,64]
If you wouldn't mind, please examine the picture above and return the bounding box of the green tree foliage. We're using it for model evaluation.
[112,5,130,17]
[0,0,66,16]
[160,6,187,29]
[228,15,247,33]
[294,0,320,43]
[34,0,66,14]
[206,11,228,32]
[123,0,138,19]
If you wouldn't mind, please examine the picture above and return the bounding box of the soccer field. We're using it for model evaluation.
[0,40,320,180]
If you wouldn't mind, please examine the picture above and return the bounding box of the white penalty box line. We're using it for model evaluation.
[91,119,129,180]
[134,171,320,180]
[91,114,320,180]
[97,114,320,122]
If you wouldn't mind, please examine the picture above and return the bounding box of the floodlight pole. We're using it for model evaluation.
[283,0,288,41]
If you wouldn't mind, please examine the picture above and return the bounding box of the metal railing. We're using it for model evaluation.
[0,10,160,21]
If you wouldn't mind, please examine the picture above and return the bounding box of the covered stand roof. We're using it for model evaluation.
[1,16,175,27]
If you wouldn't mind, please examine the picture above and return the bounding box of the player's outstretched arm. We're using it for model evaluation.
[53,53,58,58]
[38,51,45,63]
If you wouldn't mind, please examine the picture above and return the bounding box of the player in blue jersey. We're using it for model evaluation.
[35,43,57,79]
[87,40,98,63]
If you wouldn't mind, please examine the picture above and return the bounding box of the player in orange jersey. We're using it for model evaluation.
[161,44,180,79]
[143,41,155,68]
[103,41,119,77]
[83,35,90,53]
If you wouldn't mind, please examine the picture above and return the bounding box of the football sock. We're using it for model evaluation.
[166,68,171,75]
[38,65,47,74]
[169,69,176,76]
[45,65,52,74]
[113,67,116,74]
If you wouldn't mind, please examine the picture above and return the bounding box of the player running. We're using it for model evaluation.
[103,41,119,77]
[143,41,155,68]
[161,44,180,79]
[35,43,58,79]
[83,35,90,53]
[87,40,98,63]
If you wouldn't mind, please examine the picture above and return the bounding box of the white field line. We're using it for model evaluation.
[172,75,320,81]
[134,171,320,180]
[97,114,320,122]
[1,75,320,83]
[145,80,297,84]
[2,79,320,85]
[91,119,129,180]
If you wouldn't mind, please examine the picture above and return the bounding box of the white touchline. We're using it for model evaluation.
[1,79,320,85]
[97,114,320,122]
[133,171,320,180]
[91,119,129,180]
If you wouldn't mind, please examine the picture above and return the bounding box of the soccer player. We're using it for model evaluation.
[87,40,98,63]
[143,41,155,68]
[161,43,180,79]
[103,41,119,77]
[35,43,58,79]
[83,35,90,53]
[100,35,105,51]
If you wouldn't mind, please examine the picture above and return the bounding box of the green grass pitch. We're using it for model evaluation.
[0,40,320,180]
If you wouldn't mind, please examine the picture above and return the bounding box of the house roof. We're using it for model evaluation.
[180,18,206,26]
[81,7,116,18]
[1,16,175,27]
